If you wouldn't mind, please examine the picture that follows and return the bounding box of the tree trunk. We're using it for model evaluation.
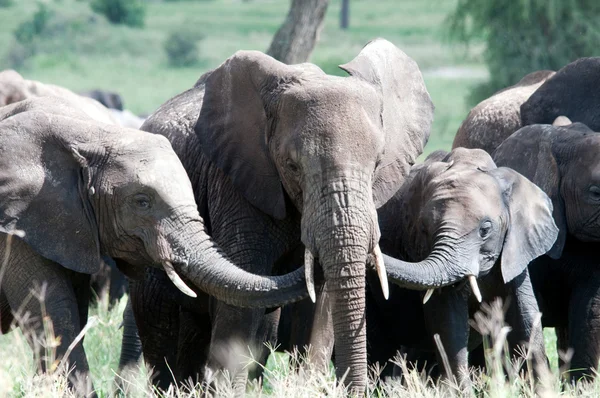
[266,0,330,64]
[340,0,349,29]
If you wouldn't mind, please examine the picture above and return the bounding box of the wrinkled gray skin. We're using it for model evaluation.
[493,123,600,381]
[366,148,557,387]
[0,97,312,395]
[452,70,555,154]
[131,39,475,394]
[521,57,600,131]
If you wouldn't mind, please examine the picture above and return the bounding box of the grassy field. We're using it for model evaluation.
[0,1,577,396]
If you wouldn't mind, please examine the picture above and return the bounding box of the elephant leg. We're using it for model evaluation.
[566,277,600,382]
[250,307,281,381]
[468,343,487,373]
[117,296,142,374]
[504,270,548,376]
[176,308,212,385]
[555,326,570,371]
[129,268,180,390]
[423,285,470,389]
[1,239,92,395]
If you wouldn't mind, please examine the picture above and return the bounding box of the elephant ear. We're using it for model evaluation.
[339,38,435,207]
[195,51,300,220]
[492,125,567,259]
[489,167,559,283]
[0,111,102,274]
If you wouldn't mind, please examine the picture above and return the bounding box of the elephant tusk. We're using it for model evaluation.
[373,245,389,300]
[305,249,316,303]
[163,261,198,298]
[552,115,571,126]
[468,275,482,303]
[423,289,434,304]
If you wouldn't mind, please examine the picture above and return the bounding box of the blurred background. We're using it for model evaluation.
[0,0,598,156]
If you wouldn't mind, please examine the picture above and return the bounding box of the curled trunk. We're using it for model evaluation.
[384,238,476,289]
[171,222,309,308]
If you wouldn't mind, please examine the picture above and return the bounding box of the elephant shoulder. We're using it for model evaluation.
[141,85,206,152]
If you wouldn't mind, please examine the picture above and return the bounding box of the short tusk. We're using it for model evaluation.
[423,289,434,304]
[305,249,316,303]
[373,245,389,300]
[552,115,571,126]
[468,275,482,303]
[163,261,197,298]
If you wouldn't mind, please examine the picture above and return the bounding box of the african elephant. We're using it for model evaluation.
[452,70,554,154]
[79,89,124,110]
[130,39,476,394]
[492,122,600,381]
[0,69,117,125]
[364,148,558,385]
[0,97,311,395]
[521,57,600,130]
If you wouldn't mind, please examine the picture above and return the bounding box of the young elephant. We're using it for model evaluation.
[0,97,310,394]
[452,70,555,154]
[493,122,600,381]
[368,148,558,385]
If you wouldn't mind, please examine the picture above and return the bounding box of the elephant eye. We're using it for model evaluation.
[133,193,152,209]
[589,185,600,202]
[286,158,300,174]
[479,220,493,239]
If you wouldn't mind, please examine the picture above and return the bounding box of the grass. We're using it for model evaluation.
[0,294,590,397]
[0,0,486,155]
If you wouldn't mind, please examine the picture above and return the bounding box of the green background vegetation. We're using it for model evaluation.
[0,0,488,156]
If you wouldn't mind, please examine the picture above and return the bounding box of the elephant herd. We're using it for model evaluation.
[0,39,599,396]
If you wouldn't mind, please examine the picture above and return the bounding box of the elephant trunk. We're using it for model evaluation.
[303,176,376,395]
[384,235,478,289]
[166,219,309,308]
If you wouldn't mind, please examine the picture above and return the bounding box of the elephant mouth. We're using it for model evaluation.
[162,260,198,298]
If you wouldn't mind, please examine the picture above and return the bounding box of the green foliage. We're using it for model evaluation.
[0,0,12,8]
[447,0,600,105]
[13,3,54,45]
[164,28,204,67]
[90,0,146,27]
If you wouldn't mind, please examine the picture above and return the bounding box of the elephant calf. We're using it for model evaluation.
[367,147,558,385]
[493,122,600,381]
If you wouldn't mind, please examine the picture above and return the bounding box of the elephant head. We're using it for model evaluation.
[0,97,313,310]
[521,57,600,130]
[379,147,558,298]
[493,122,600,258]
[191,39,476,392]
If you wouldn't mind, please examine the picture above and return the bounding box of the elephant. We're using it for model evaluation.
[79,89,124,110]
[363,147,558,385]
[521,57,600,131]
[452,70,555,154]
[128,39,477,395]
[492,122,600,381]
[0,69,118,125]
[0,96,313,395]
[89,257,128,305]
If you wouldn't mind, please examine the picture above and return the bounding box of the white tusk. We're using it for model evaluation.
[305,248,316,303]
[373,245,389,300]
[552,115,571,126]
[163,261,197,298]
[423,289,434,304]
[468,275,482,303]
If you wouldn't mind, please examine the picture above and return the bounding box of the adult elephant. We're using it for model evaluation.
[0,97,313,395]
[521,57,600,130]
[132,39,475,394]
[452,70,554,154]
[366,148,557,386]
[492,122,600,381]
